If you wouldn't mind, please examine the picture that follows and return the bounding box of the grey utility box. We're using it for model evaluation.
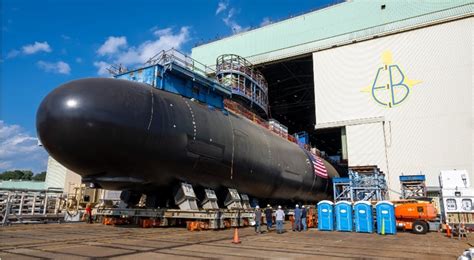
[224,188,242,209]
[174,183,198,210]
[201,189,219,209]
[240,194,251,209]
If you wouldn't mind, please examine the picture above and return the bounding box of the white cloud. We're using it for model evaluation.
[0,123,21,140]
[37,61,71,74]
[93,61,111,76]
[97,36,127,56]
[220,7,248,34]
[22,41,52,54]
[61,34,71,40]
[5,41,52,59]
[0,161,12,169]
[0,121,48,172]
[260,17,272,27]
[216,1,228,15]
[75,57,83,63]
[120,27,190,65]
[6,49,20,59]
[93,26,190,74]
[153,28,173,37]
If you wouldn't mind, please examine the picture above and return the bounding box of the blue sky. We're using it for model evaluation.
[1,0,335,173]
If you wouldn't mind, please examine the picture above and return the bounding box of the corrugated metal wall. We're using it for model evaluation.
[346,123,388,172]
[45,157,67,189]
[45,156,82,192]
[313,18,473,198]
[192,0,472,66]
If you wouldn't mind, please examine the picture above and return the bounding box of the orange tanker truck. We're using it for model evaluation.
[394,201,438,234]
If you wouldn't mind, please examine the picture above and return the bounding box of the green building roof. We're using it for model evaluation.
[0,180,46,190]
[192,0,473,66]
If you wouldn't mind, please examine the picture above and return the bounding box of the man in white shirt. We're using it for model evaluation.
[275,205,285,234]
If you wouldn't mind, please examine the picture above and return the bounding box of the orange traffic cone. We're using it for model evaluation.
[232,227,241,244]
[446,224,452,238]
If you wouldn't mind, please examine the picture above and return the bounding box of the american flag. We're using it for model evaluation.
[309,152,328,179]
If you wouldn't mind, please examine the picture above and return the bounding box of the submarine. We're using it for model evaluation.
[36,51,340,207]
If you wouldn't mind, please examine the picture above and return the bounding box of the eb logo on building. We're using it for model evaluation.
[362,51,421,108]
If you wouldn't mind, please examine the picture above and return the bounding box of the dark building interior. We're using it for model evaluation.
[256,55,344,163]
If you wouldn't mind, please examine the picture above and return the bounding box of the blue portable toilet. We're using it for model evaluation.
[376,201,396,235]
[317,200,334,231]
[335,201,353,232]
[354,201,373,233]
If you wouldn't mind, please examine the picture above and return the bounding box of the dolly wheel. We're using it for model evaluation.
[412,221,428,234]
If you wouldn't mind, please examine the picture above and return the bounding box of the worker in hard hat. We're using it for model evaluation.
[254,205,262,233]
[265,204,273,231]
[85,203,93,224]
[293,204,301,231]
[301,205,307,231]
[275,205,285,234]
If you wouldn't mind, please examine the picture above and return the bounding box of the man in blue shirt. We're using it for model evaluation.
[255,205,262,233]
[301,205,307,231]
[264,204,273,231]
[293,204,301,232]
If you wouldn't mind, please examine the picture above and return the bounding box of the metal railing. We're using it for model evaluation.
[0,188,66,225]
[108,48,218,77]
[216,54,269,115]
[146,48,216,76]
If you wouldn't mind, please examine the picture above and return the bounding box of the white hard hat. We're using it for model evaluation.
[267,204,271,207]
[278,205,282,209]
[302,205,305,208]
[256,205,260,209]
[296,204,299,208]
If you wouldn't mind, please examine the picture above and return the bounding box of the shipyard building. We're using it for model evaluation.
[191,0,473,198]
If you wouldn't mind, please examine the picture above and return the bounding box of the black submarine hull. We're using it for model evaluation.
[36,78,338,202]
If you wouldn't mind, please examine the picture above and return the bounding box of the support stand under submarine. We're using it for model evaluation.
[36,49,341,210]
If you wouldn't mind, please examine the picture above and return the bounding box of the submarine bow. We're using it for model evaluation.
[37,78,338,202]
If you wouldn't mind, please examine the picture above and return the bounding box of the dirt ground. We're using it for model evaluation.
[0,222,472,259]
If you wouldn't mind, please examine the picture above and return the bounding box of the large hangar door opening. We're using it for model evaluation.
[257,55,346,166]
[314,127,347,165]
[257,55,316,138]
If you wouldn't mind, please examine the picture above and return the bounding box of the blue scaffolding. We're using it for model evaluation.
[399,174,426,199]
[111,49,231,109]
[333,168,387,202]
